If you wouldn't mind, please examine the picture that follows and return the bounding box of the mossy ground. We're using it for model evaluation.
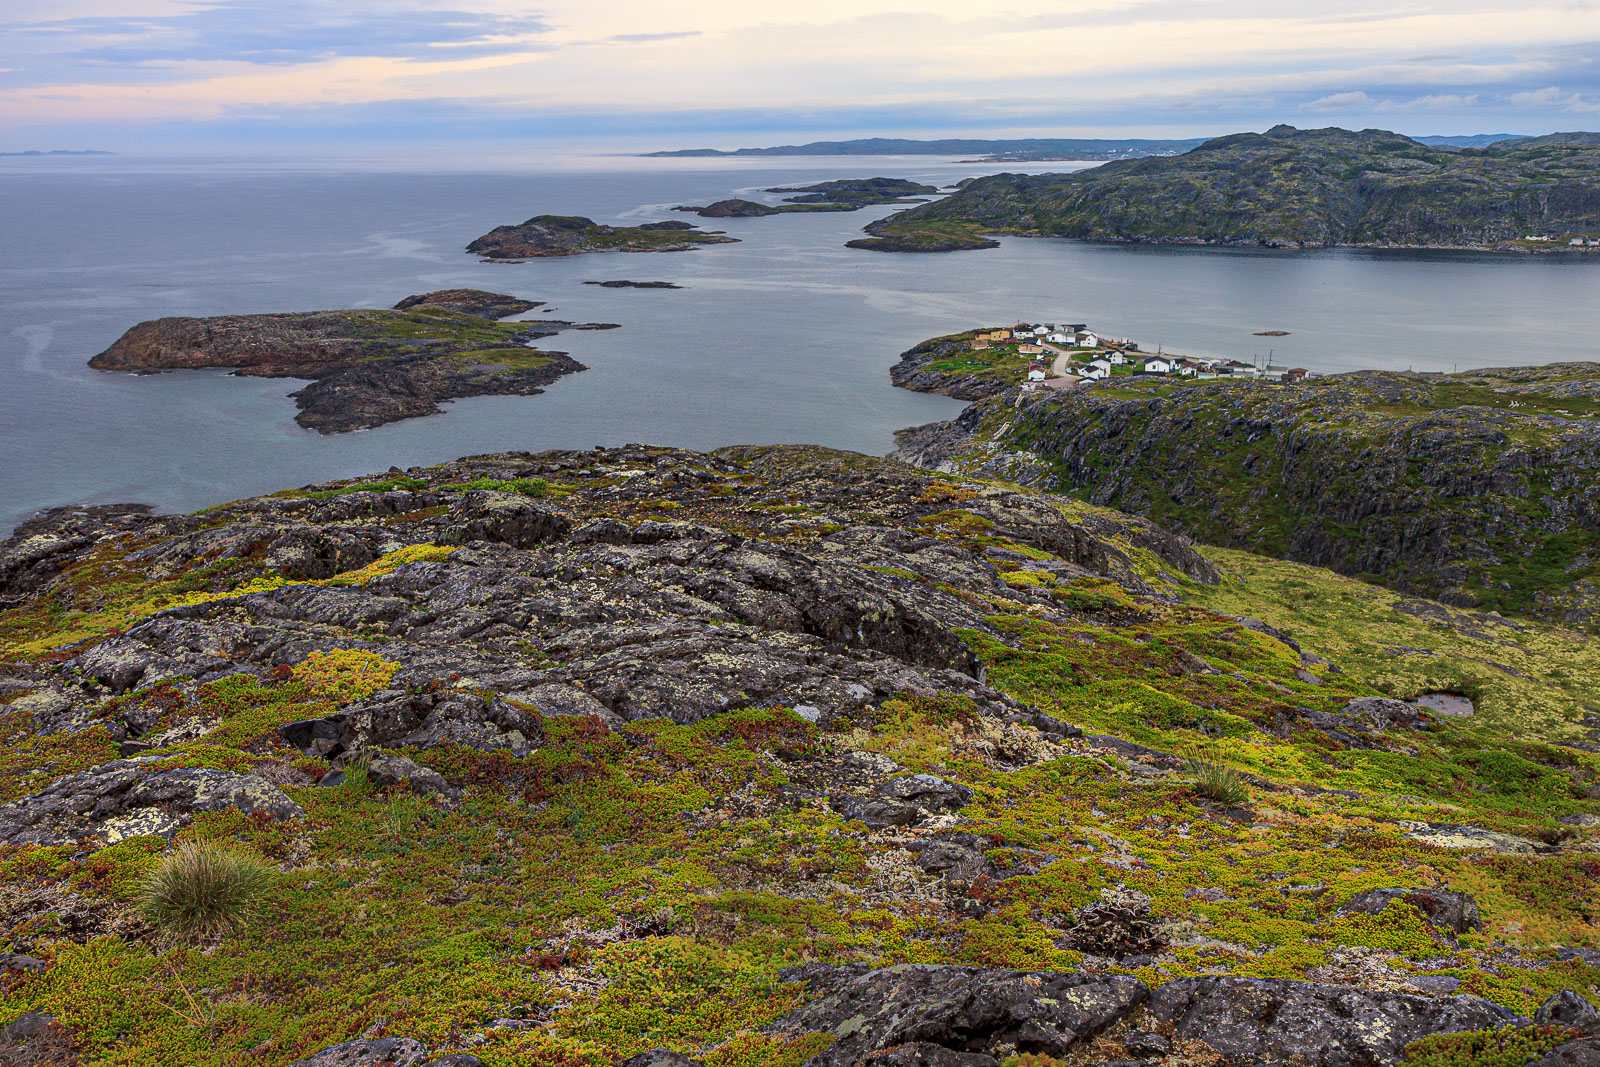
[1,449,1597,1065]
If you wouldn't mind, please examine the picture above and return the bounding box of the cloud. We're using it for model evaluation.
[1304,91,1373,110]
[1511,85,1600,111]
[6,2,551,68]
[608,31,701,43]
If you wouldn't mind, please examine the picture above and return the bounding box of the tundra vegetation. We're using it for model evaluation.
[0,443,1596,1066]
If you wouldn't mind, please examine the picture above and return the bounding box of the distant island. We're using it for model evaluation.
[466,214,736,260]
[674,177,937,217]
[853,125,1600,253]
[644,133,1520,162]
[647,136,1210,161]
[89,289,607,433]
[0,149,114,157]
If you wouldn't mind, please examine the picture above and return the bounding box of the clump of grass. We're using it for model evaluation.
[140,841,273,942]
[1185,755,1251,806]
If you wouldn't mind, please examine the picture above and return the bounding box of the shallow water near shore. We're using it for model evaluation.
[3,152,1599,532]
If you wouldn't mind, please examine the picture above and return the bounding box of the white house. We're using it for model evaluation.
[1027,364,1047,382]
[1142,357,1175,374]
[1046,332,1069,344]
[1089,357,1114,375]
[1080,364,1110,380]
[1078,332,1100,348]
[1572,238,1586,247]
[1107,351,1128,365]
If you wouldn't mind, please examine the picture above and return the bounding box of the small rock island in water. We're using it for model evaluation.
[465,215,736,260]
[675,176,938,217]
[89,289,609,434]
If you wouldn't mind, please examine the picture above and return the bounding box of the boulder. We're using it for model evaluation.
[768,964,1148,1065]
[0,953,48,973]
[365,755,457,798]
[436,491,572,549]
[1339,697,1424,731]
[1528,1038,1600,1067]
[287,1038,432,1067]
[620,1052,706,1067]
[877,774,973,810]
[0,761,303,847]
[1336,888,1482,935]
[1146,976,1515,1067]
[1536,990,1600,1033]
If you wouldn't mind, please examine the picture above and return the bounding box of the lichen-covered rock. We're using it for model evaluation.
[286,1038,432,1066]
[1337,888,1482,935]
[365,755,457,798]
[769,964,1149,1065]
[436,491,573,549]
[1146,976,1516,1066]
[1537,990,1600,1033]
[1528,1037,1600,1067]
[0,761,303,846]
[620,1052,706,1067]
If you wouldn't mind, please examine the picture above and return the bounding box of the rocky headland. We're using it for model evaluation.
[582,280,683,289]
[857,125,1600,252]
[88,290,603,434]
[465,215,736,260]
[890,345,1600,627]
[2,441,1599,1065]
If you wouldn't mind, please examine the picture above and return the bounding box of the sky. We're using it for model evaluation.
[2,0,1599,153]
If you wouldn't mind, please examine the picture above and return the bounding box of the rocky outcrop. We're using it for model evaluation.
[1337,888,1483,935]
[465,215,736,259]
[1145,976,1517,1067]
[676,178,939,218]
[0,762,302,846]
[770,964,1150,1065]
[88,291,593,434]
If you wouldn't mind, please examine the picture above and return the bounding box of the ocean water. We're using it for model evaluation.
[3,152,1599,532]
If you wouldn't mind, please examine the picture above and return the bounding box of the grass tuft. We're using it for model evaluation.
[139,841,273,942]
[1186,755,1251,806]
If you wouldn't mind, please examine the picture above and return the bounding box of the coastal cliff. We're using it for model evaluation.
[859,125,1600,252]
[892,363,1600,626]
[2,443,1599,1065]
[89,290,598,434]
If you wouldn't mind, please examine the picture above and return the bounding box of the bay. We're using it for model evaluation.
[2,152,1598,533]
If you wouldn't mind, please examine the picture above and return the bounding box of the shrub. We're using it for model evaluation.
[139,841,273,941]
[1186,755,1251,806]
[1402,1025,1577,1067]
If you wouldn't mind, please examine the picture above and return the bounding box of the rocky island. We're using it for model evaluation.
[88,289,604,434]
[855,125,1600,252]
[465,215,736,260]
[675,177,938,218]
[2,440,1600,1066]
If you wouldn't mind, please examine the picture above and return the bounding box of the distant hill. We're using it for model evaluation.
[1498,132,1600,148]
[854,125,1600,252]
[645,136,1210,161]
[1411,134,1522,148]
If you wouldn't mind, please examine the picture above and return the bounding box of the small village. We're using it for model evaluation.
[966,322,1311,390]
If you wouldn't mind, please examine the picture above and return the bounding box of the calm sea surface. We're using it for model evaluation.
[3,152,1599,532]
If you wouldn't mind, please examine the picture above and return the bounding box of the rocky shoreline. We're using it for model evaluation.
[89,289,603,434]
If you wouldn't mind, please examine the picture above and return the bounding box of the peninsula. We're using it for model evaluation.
[855,125,1600,253]
[889,324,1600,628]
[465,215,736,260]
[88,289,603,434]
